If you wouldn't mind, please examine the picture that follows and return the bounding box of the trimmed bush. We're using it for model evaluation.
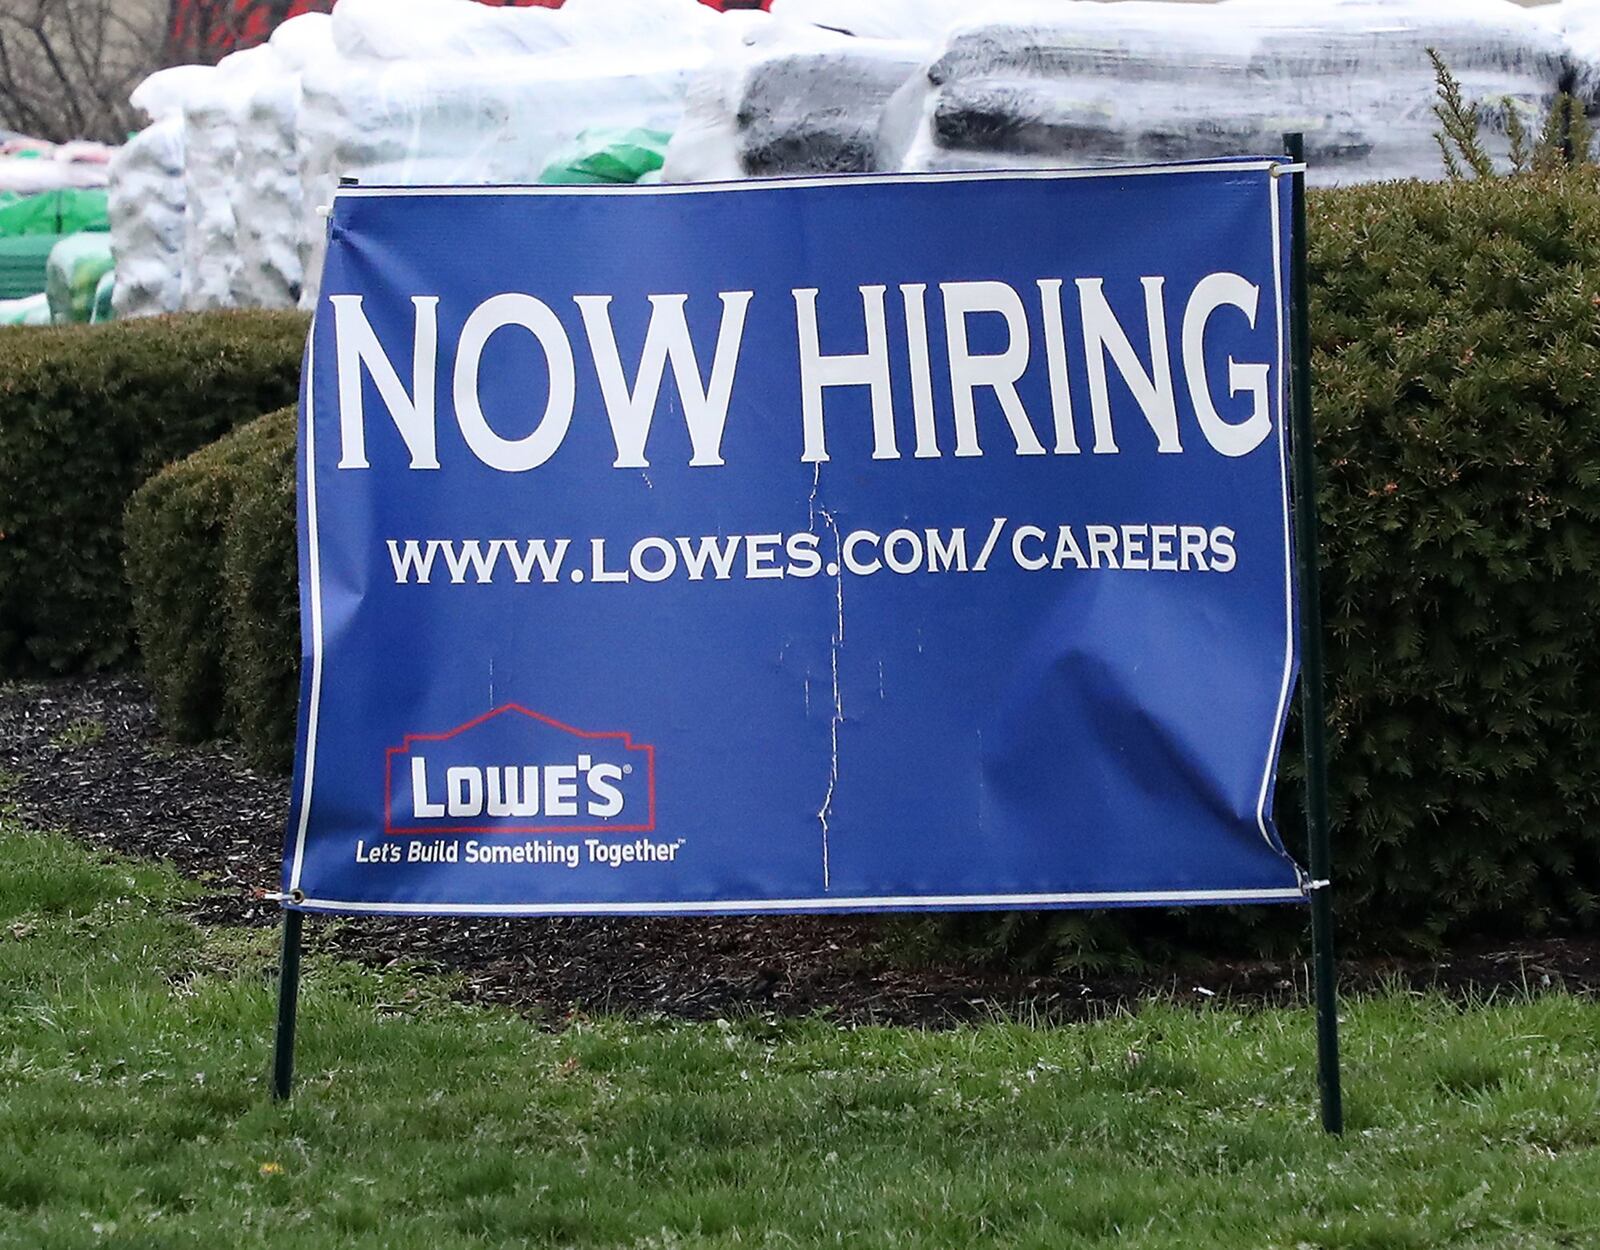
[0,311,306,675]
[222,411,298,771]
[124,409,292,747]
[1308,171,1600,944]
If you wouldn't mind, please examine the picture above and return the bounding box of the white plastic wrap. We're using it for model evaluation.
[296,0,718,307]
[664,20,927,180]
[661,12,783,182]
[109,63,217,319]
[329,0,718,63]
[181,46,284,311]
[1533,0,1600,109]
[233,13,335,309]
[879,0,1575,186]
[0,156,108,194]
[130,65,218,122]
[767,0,970,42]
[675,31,928,180]
[269,7,336,67]
[108,119,187,319]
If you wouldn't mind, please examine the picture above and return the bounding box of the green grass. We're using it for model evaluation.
[47,717,105,749]
[3,815,1600,1249]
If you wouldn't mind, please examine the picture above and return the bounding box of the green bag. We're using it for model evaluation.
[0,233,61,300]
[45,232,115,324]
[539,127,672,185]
[0,189,110,238]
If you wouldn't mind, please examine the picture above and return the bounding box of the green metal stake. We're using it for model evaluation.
[271,907,304,1102]
[1284,132,1344,1136]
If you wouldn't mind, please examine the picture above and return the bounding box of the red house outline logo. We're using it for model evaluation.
[384,703,656,835]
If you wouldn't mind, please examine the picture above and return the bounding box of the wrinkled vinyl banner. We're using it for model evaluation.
[283,160,1310,915]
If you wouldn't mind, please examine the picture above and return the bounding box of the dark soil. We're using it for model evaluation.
[4,676,1598,1024]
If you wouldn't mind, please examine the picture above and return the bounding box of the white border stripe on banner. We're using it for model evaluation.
[287,330,325,895]
[294,887,1307,916]
[330,160,1282,202]
[1256,171,1297,849]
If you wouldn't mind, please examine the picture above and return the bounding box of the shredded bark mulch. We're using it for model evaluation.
[3,676,1597,1024]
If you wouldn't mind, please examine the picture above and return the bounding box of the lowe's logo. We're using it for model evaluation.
[385,704,655,835]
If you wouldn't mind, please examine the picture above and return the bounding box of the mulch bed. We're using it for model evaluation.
[3,676,1597,1024]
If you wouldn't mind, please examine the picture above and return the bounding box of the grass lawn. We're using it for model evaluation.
[3,814,1600,1249]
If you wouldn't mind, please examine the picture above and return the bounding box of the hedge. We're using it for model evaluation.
[125,407,297,771]
[222,412,299,772]
[122,171,1600,950]
[0,311,307,675]
[1307,171,1600,945]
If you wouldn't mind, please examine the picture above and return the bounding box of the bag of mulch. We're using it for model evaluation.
[539,127,673,184]
[0,233,60,300]
[0,188,110,237]
[661,29,926,181]
[0,291,50,326]
[879,0,1572,185]
[45,232,115,324]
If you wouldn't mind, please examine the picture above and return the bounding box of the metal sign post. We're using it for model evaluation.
[271,906,303,1101]
[1284,131,1344,1136]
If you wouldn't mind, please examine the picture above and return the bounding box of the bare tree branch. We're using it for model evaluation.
[0,0,169,143]
[0,0,331,143]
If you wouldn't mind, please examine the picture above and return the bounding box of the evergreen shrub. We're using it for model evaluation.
[124,409,295,756]
[221,410,298,771]
[0,312,307,674]
[1307,171,1600,944]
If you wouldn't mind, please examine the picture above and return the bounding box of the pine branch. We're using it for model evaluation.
[1435,131,1464,182]
[1429,48,1495,180]
[1568,97,1594,168]
[1505,98,1530,174]
[1534,95,1568,174]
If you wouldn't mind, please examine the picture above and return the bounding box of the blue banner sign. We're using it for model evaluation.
[283,160,1309,915]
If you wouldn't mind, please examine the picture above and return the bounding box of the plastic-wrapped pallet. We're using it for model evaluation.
[659,11,784,181]
[1533,0,1600,108]
[109,65,215,319]
[233,13,335,309]
[701,0,976,183]
[878,0,1575,185]
[296,0,718,308]
[664,18,928,180]
[107,122,185,317]
[767,0,970,42]
[182,46,284,310]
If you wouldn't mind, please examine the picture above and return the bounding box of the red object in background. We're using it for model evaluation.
[166,0,766,64]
